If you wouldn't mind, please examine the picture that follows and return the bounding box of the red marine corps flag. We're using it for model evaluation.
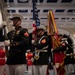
[47,10,66,75]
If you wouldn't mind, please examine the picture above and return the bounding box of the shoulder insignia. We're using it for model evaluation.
[24,32,29,36]
[41,39,46,44]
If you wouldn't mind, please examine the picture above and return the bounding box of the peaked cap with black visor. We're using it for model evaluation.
[10,17,21,21]
[10,14,23,26]
[36,25,46,37]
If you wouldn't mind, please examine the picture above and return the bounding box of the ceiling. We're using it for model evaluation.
[3,0,75,29]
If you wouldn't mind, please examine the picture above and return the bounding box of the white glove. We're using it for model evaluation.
[55,63,60,68]
[4,40,10,46]
[65,40,68,44]
[26,50,30,53]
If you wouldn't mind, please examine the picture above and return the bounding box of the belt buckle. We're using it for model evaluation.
[34,55,39,60]
[34,51,40,60]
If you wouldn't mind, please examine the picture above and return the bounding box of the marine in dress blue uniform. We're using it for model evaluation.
[4,14,30,75]
[32,27,52,75]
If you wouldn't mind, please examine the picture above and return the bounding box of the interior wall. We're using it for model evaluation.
[60,28,75,37]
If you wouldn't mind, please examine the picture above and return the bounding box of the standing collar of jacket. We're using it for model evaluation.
[15,26,22,30]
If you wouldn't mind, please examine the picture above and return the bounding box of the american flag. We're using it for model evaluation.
[32,0,40,43]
